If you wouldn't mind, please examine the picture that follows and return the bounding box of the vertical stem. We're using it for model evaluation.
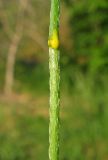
[49,0,60,160]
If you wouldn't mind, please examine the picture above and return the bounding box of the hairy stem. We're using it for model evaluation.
[49,0,60,160]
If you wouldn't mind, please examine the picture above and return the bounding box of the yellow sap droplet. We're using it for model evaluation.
[48,30,59,49]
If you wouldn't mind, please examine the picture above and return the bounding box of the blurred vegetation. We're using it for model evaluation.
[0,0,108,159]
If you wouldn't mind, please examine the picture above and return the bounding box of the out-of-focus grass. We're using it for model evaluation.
[0,73,108,160]
[14,62,49,95]
[0,60,5,92]
[60,75,108,160]
[0,99,49,160]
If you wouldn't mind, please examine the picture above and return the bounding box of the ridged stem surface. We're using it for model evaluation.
[49,0,60,160]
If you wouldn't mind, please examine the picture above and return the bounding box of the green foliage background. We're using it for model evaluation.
[0,0,108,159]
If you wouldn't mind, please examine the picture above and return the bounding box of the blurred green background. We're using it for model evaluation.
[0,0,108,159]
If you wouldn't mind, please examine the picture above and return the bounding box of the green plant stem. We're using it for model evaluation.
[49,0,60,37]
[49,0,60,160]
